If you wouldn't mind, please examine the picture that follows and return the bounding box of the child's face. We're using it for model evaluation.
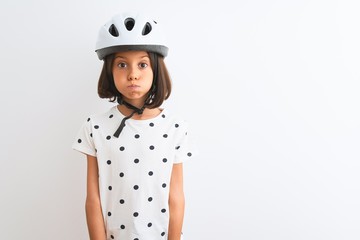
[112,51,153,105]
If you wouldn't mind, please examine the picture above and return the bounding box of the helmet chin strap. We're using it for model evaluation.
[113,98,145,138]
[113,85,156,138]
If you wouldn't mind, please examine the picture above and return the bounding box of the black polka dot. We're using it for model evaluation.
[149,122,154,127]
[162,114,166,118]
[90,133,93,138]
[148,171,153,176]
[161,232,165,236]
[111,235,114,239]
[119,172,124,177]
[175,146,180,150]
[106,135,111,140]
[134,134,140,139]
[109,114,113,118]
[147,222,152,227]
[108,212,111,216]
[175,123,179,128]
[148,197,153,202]
[187,152,192,157]
[149,145,155,150]
[134,158,139,164]
[133,212,139,217]
[134,185,139,190]
[120,199,125,204]
[134,238,139,240]
[163,134,168,138]
[161,208,166,213]
[120,225,125,229]
[119,146,125,151]
[162,158,167,163]
[108,186,112,190]
[94,125,99,129]
[77,139,82,143]
[107,160,111,165]
[87,118,90,122]
[162,183,166,188]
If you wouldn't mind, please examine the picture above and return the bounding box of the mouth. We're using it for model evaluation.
[127,84,140,89]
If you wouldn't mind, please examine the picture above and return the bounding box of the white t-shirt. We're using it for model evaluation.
[72,106,195,240]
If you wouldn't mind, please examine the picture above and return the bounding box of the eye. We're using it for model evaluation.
[117,62,127,68]
[139,62,148,68]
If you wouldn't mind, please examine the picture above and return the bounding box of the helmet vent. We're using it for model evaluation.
[124,18,135,31]
[142,22,152,35]
[109,24,119,37]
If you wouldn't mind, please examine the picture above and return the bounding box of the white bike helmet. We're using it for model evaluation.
[95,12,168,60]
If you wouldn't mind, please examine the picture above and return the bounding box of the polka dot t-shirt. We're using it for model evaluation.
[72,106,195,240]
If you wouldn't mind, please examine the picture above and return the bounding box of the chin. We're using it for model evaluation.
[123,94,146,102]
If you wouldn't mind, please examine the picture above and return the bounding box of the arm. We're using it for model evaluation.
[168,163,185,240]
[85,155,106,240]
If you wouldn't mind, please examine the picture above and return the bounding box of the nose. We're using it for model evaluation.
[128,67,139,81]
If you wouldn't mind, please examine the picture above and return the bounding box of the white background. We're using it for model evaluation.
[1,0,359,239]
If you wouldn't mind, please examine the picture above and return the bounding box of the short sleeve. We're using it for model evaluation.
[174,121,198,164]
[72,117,96,157]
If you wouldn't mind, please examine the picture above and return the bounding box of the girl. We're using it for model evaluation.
[72,12,195,240]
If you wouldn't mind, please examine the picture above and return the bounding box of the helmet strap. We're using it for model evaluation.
[113,97,145,138]
[113,90,156,139]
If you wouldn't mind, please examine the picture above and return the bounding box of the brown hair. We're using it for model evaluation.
[97,52,172,109]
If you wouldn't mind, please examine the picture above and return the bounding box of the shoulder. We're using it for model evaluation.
[162,109,189,126]
[161,109,191,137]
[86,106,117,125]
[78,107,118,136]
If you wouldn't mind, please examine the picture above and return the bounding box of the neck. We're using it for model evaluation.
[117,105,161,120]
[118,103,143,115]
[122,98,145,109]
